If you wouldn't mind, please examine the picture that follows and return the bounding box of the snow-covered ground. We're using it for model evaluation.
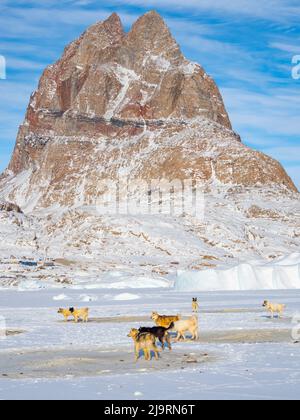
[0,287,299,400]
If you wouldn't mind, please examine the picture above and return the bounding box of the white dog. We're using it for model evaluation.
[173,315,199,341]
[262,300,285,318]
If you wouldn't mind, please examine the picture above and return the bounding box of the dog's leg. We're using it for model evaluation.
[134,345,139,362]
[192,327,198,340]
[177,332,184,341]
[166,334,172,351]
[193,330,199,340]
[152,345,160,360]
[159,337,165,350]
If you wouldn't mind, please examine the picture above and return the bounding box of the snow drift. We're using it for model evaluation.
[175,253,300,292]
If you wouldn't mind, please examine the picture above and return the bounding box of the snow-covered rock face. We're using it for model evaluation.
[0,12,299,290]
[7,11,232,179]
[3,10,296,204]
[0,207,37,259]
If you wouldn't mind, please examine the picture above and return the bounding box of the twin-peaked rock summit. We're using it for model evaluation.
[2,11,296,210]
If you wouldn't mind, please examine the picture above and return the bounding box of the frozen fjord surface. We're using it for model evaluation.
[0,288,299,400]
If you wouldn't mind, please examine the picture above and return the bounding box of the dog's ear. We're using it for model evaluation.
[69,307,74,313]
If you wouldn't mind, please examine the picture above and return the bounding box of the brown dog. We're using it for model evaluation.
[151,312,180,328]
[58,307,89,323]
[262,301,285,318]
[138,323,174,351]
[192,298,199,313]
[128,329,161,361]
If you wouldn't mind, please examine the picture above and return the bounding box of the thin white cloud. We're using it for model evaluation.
[3,0,299,23]
[270,41,300,54]
[222,87,300,137]
[106,0,300,23]
[263,147,300,163]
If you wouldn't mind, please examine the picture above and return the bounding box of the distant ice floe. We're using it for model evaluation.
[53,294,70,301]
[79,294,98,302]
[175,253,300,292]
[113,293,140,301]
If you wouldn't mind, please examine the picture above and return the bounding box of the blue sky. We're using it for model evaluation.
[0,0,299,189]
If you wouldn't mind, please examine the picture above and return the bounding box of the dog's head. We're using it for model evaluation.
[57,308,64,314]
[69,307,75,313]
[151,312,159,321]
[127,328,139,339]
[262,300,269,307]
[192,298,198,302]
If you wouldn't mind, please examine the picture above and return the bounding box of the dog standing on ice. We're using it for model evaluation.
[58,307,89,323]
[138,323,174,351]
[262,300,285,318]
[128,329,162,361]
[192,298,199,313]
[173,315,199,341]
[151,312,180,328]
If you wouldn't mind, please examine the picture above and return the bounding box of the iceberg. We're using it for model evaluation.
[175,253,300,292]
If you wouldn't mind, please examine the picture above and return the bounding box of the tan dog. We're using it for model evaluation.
[262,301,285,318]
[127,329,162,361]
[192,298,199,313]
[151,312,181,328]
[58,307,89,323]
[172,315,199,341]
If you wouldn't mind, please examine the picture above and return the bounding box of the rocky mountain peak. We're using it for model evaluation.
[2,11,298,206]
[123,10,183,65]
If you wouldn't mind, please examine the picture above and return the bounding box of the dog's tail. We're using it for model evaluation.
[166,322,175,331]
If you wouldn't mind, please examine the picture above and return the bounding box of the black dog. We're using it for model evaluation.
[138,322,174,351]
